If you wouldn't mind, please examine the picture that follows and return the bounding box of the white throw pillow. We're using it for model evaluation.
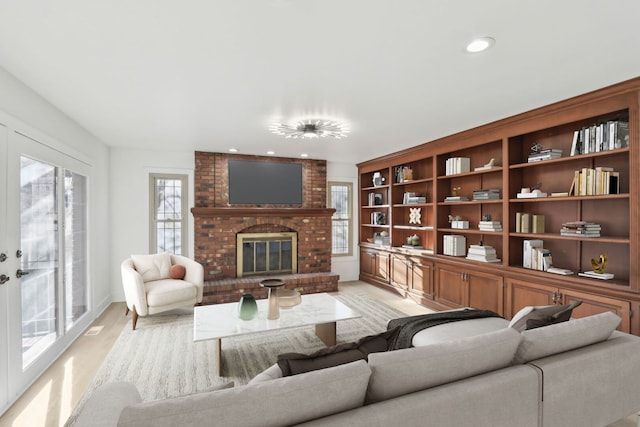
[131,253,172,282]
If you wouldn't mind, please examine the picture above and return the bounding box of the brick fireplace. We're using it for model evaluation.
[192,152,339,304]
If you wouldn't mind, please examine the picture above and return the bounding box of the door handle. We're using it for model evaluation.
[0,274,9,284]
[16,269,29,278]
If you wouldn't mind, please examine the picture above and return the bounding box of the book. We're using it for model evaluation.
[444,196,469,202]
[578,271,614,280]
[523,239,543,269]
[547,267,574,275]
[532,214,545,234]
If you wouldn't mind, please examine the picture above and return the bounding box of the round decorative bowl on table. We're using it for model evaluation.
[278,289,301,309]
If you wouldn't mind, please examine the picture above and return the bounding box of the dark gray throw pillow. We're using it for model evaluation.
[524,300,582,330]
[510,300,582,332]
[277,327,400,376]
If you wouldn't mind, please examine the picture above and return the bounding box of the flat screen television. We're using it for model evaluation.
[228,159,303,204]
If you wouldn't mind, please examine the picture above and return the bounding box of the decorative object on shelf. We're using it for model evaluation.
[372,172,385,187]
[409,207,421,224]
[374,231,391,246]
[449,214,469,229]
[405,234,421,247]
[591,253,608,274]
[482,213,492,221]
[269,118,349,139]
[237,293,258,320]
[528,143,562,162]
[517,183,547,198]
[474,158,499,171]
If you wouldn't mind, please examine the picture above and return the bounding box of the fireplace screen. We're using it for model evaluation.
[236,232,297,277]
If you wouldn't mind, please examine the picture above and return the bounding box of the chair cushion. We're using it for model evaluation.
[145,279,197,307]
[131,253,172,282]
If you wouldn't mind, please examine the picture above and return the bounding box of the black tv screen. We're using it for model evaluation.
[228,159,303,204]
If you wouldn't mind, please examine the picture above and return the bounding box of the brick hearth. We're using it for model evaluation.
[192,152,339,304]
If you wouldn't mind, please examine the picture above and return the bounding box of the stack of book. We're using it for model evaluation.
[560,221,601,237]
[528,149,562,162]
[466,244,501,263]
[443,235,466,257]
[403,192,427,204]
[478,221,503,232]
[444,195,469,202]
[472,189,500,200]
[445,157,471,175]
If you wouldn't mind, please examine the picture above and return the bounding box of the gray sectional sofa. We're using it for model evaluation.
[74,312,640,427]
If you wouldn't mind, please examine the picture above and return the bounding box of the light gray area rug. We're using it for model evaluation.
[66,293,409,425]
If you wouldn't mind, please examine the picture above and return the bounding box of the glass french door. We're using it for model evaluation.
[1,130,90,414]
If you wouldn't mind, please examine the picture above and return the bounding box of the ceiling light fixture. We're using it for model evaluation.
[269,119,349,139]
[229,148,239,153]
[466,37,495,53]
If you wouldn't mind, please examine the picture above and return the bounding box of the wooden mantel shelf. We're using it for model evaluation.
[191,207,336,217]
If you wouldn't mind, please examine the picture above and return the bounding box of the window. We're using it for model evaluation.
[150,174,188,255]
[328,181,352,256]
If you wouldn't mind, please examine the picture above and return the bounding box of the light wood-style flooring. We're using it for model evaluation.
[0,281,636,427]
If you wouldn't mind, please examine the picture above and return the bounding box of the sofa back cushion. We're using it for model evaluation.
[131,253,172,282]
[118,360,371,427]
[366,327,522,404]
[512,311,621,364]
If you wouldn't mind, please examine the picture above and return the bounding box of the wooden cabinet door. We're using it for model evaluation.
[435,266,467,308]
[359,248,376,278]
[374,251,390,282]
[390,254,410,290]
[505,279,556,319]
[468,271,504,315]
[410,259,433,299]
[561,289,631,333]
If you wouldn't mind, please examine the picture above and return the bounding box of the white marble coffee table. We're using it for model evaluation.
[194,293,360,376]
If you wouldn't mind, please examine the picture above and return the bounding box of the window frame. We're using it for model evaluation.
[328,181,353,257]
[149,173,188,255]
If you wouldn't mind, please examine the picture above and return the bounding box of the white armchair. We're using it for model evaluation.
[121,253,204,329]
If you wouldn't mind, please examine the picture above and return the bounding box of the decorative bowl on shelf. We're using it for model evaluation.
[367,238,374,243]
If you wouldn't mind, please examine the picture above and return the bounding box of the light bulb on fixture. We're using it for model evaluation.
[466,37,495,53]
[269,118,349,139]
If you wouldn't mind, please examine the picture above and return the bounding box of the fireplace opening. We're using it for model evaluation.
[236,232,297,277]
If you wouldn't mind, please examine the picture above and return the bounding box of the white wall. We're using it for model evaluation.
[109,148,195,301]
[0,66,112,315]
[327,161,359,281]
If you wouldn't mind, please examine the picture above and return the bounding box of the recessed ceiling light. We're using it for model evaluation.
[229,148,239,153]
[266,150,275,155]
[300,153,309,158]
[466,37,495,53]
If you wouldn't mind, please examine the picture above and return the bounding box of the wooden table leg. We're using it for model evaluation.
[315,322,337,346]
[213,339,222,376]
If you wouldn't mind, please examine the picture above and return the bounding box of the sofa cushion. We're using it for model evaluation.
[131,253,172,282]
[508,301,582,332]
[144,279,197,306]
[118,360,372,427]
[248,364,283,384]
[277,328,399,376]
[366,327,522,404]
[169,264,186,280]
[512,311,621,364]
[412,317,509,347]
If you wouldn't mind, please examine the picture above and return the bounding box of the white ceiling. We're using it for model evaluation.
[0,0,639,164]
